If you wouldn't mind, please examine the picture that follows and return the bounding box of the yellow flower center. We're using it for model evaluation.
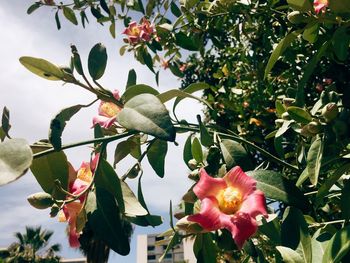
[131,26,140,36]
[100,102,120,118]
[77,165,92,183]
[217,187,242,215]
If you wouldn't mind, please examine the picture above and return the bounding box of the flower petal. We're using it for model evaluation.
[92,115,116,129]
[187,197,222,231]
[238,190,268,219]
[220,212,258,249]
[193,168,227,200]
[224,166,256,199]
[112,89,120,100]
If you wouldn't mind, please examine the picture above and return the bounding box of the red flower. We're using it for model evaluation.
[59,155,99,247]
[314,0,328,14]
[92,89,121,129]
[188,167,268,249]
[122,18,156,44]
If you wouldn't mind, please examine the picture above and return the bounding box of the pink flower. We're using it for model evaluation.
[314,0,328,14]
[59,155,99,247]
[92,90,121,129]
[188,167,268,249]
[122,18,156,44]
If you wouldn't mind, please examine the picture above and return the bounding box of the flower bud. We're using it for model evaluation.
[27,192,54,209]
[307,121,322,134]
[322,103,338,122]
[188,159,198,170]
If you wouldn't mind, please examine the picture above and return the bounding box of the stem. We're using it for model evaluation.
[33,131,137,159]
[175,125,300,172]
[309,219,345,228]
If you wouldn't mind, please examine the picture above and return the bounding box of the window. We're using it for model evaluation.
[155,236,164,241]
[164,254,172,259]
[147,255,156,260]
[147,245,155,251]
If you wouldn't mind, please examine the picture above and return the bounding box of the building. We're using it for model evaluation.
[137,233,196,263]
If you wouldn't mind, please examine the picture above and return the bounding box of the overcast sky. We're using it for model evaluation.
[0,1,202,261]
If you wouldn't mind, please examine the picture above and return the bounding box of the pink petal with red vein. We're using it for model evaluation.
[220,212,258,249]
[112,89,120,100]
[193,169,227,200]
[224,166,256,199]
[187,197,222,231]
[92,115,116,129]
[238,190,268,219]
[90,153,100,172]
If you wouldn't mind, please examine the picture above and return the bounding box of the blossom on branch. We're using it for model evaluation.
[314,0,328,14]
[122,18,156,45]
[188,167,268,249]
[92,90,121,129]
[59,155,99,247]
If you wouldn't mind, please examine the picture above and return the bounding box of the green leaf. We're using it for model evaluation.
[287,106,312,124]
[121,84,159,102]
[49,105,83,150]
[157,89,212,109]
[175,32,201,51]
[30,150,68,200]
[0,139,33,186]
[322,226,350,263]
[317,162,350,203]
[117,94,176,142]
[63,6,78,25]
[88,43,107,80]
[333,27,350,61]
[120,180,148,216]
[126,69,137,89]
[194,233,218,263]
[55,11,61,30]
[109,22,115,38]
[19,56,64,81]
[275,100,286,117]
[247,170,309,211]
[341,180,350,221]
[303,22,319,44]
[312,229,332,263]
[94,159,125,213]
[113,140,138,166]
[276,246,304,263]
[220,139,253,171]
[281,207,312,263]
[258,214,281,245]
[1,107,10,138]
[85,188,130,255]
[329,0,350,13]
[191,137,203,163]
[264,30,302,78]
[306,137,323,186]
[147,139,168,178]
[287,0,312,11]
[183,135,193,168]
[198,116,213,147]
[27,2,41,14]
[140,49,154,73]
[159,232,182,262]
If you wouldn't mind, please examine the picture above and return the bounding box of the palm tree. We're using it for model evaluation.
[5,226,61,263]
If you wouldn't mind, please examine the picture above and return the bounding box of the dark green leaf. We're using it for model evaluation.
[170,1,182,17]
[99,0,110,14]
[194,233,218,263]
[30,150,68,200]
[49,105,83,150]
[0,139,33,186]
[141,49,154,73]
[281,207,312,263]
[55,11,61,30]
[27,3,41,14]
[191,137,203,163]
[287,0,312,11]
[322,226,350,263]
[146,0,156,16]
[117,94,176,142]
[120,180,148,216]
[183,135,193,168]
[264,30,302,78]
[85,189,130,255]
[341,180,350,221]
[126,69,137,89]
[333,27,350,61]
[19,56,64,81]
[1,107,10,137]
[94,159,125,213]
[306,137,323,186]
[147,139,168,178]
[159,233,182,262]
[113,140,138,166]
[121,84,159,102]
[276,246,304,263]
[175,32,201,51]
[287,107,312,124]
[198,116,213,147]
[88,43,107,80]
[220,139,253,171]
[247,170,310,211]
[63,7,78,25]
[312,229,332,263]
[303,22,319,44]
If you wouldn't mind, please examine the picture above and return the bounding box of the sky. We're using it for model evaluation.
[0,1,202,262]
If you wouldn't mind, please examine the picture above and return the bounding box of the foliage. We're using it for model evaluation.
[1,226,61,263]
[1,0,350,262]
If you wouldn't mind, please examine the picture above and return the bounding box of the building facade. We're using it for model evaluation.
[137,234,196,263]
